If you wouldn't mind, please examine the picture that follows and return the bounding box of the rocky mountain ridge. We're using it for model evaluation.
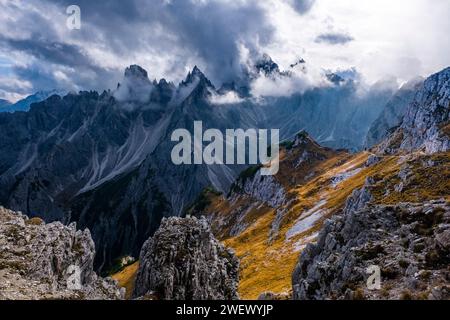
[290,67,450,300]
[366,78,423,147]
[292,184,449,300]
[0,60,397,271]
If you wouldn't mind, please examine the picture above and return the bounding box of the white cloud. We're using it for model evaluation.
[262,0,450,85]
[250,73,314,97]
[0,0,449,98]
[208,90,244,105]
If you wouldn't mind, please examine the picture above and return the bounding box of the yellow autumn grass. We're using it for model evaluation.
[112,262,139,299]
[111,151,449,301]
[213,152,449,299]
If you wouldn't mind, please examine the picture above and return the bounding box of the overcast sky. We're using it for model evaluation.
[0,0,449,101]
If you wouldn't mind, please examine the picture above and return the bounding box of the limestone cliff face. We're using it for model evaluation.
[0,67,249,272]
[366,78,423,147]
[133,216,239,300]
[232,170,286,208]
[379,67,450,154]
[0,206,124,300]
[400,67,449,153]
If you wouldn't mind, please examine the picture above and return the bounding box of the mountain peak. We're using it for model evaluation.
[292,130,320,147]
[326,73,345,85]
[254,54,280,76]
[115,65,153,103]
[0,99,12,108]
[192,65,202,75]
[0,90,66,113]
[182,66,214,91]
[184,66,208,83]
[124,65,150,82]
[290,58,306,69]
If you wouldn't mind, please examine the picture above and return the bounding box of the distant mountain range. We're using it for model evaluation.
[0,90,66,113]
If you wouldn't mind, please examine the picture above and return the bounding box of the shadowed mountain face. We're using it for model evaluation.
[0,62,396,271]
[0,67,257,271]
[366,78,424,148]
[262,84,393,151]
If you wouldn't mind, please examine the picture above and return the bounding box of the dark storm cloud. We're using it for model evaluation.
[68,0,275,83]
[2,37,95,70]
[315,32,354,45]
[11,59,117,93]
[151,0,275,83]
[0,34,118,92]
[0,0,276,98]
[289,0,316,14]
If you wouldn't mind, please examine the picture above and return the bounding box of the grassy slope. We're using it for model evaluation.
[111,262,139,299]
[110,150,450,300]
[212,152,370,299]
[205,151,450,299]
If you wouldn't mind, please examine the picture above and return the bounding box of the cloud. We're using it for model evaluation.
[250,71,321,98]
[150,0,274,84]
[0,0,122,97]
[287,0,316,14]
[0,0,276,99]
[0,75,33,102]
[0,35,116,89]
[315,32,354,45]
[0,0,449,100]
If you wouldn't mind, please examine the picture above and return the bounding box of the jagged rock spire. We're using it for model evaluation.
[124,65,150,82]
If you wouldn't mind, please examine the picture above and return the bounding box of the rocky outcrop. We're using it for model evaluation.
[366,78,423,147]
[0,207,124,300]
[232,169,286,208]
[133,216,239,300]
[292,183,450,300]
[379,67,449,154]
